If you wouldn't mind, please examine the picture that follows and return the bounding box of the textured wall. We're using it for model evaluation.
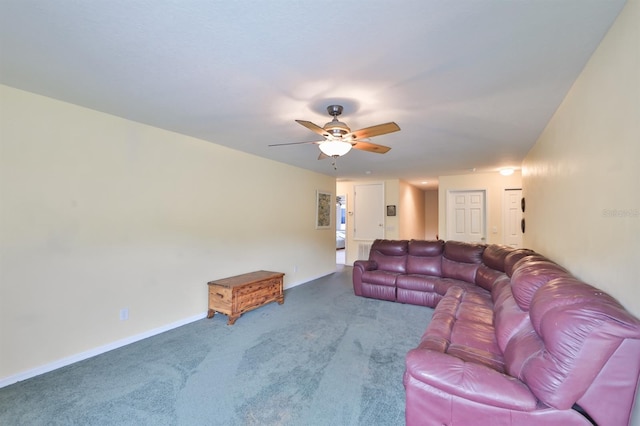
[522,0,639,320]
[0,85,336,381]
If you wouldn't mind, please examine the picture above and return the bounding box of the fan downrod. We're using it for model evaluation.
[327,105,343,118]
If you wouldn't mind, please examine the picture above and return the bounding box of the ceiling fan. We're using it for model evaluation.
[269,105,400,159]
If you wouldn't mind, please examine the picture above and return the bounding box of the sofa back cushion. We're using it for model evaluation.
[441,241,485,283]
[492,277,530,353]
[406,240,444,276]
[507,277,640,409]
[369,239,408,273]
[482,244,515,272]
[504,249,536,277]
[510,259,569,311]
[475,266,505,291]
[444,241,485,263]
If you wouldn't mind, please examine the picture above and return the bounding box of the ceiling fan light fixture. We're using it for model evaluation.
[319,140,352,157]
[270,104,395,159]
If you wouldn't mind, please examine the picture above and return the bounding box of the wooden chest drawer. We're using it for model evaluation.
[207,271,284,325]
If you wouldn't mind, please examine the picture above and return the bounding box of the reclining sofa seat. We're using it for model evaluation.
[353,239,492,307]
[352,239,640,426]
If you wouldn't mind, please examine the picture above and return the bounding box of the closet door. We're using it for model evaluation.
[354,183,384,241]
[504,189,523,247]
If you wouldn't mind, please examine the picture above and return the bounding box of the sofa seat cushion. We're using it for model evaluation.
[396,289,443,307]
[396,274,443,307]
[417,286,504,373]
[404,371,594,426]
[396,274,439,291]
[360,270,401,287]
[435,277,490,298]
[404,349,536,412]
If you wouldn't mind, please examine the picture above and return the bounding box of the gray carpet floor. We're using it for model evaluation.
[0,266,433,425]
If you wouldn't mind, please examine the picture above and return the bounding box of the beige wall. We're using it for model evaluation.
[438,171,522,244]
[0,85,336,382]
[523,1,639,422]
[399,180,426,240]
[384,179,400,240]
[424,190,439,240]
[522,0,639,318]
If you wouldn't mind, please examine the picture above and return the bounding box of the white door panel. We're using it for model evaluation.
[504,189,523,247]
[447,190,486,243]
[354,183,384,240]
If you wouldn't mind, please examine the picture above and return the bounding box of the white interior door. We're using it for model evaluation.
[354,183,384,240]
[446,190,486,243]
[504,189,523,247]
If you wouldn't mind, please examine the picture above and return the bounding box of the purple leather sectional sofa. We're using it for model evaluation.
[353,239,640,426]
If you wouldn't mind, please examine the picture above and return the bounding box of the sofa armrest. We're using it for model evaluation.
[353,259,377,272]
[352,260,377,296]
[404,349,537,411]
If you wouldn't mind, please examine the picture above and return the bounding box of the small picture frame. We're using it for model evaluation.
[316,191,332,229]
[386,205,396,216]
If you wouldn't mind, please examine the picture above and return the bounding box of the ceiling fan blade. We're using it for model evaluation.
[352,140,391,154]
[268,140,322,147]
[318,152,329,160]
[348,122,400,140]
[296,120,329,137]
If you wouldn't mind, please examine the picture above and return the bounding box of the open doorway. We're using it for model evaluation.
[336,195,346,264]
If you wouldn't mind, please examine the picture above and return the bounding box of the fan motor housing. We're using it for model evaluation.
[324,105,350,136]
[324,119,350,137]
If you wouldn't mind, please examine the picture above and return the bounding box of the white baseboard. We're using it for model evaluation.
[0,312,207,389]
[284,271,334,290]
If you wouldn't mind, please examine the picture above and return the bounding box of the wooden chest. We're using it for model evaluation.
[207,270,284,325]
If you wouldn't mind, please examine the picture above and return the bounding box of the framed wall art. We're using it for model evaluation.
[316,190,332,229]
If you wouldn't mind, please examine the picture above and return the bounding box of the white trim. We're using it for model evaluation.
[0,312,207,388]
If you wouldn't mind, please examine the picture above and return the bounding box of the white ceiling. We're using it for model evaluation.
[0,0,626,188]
